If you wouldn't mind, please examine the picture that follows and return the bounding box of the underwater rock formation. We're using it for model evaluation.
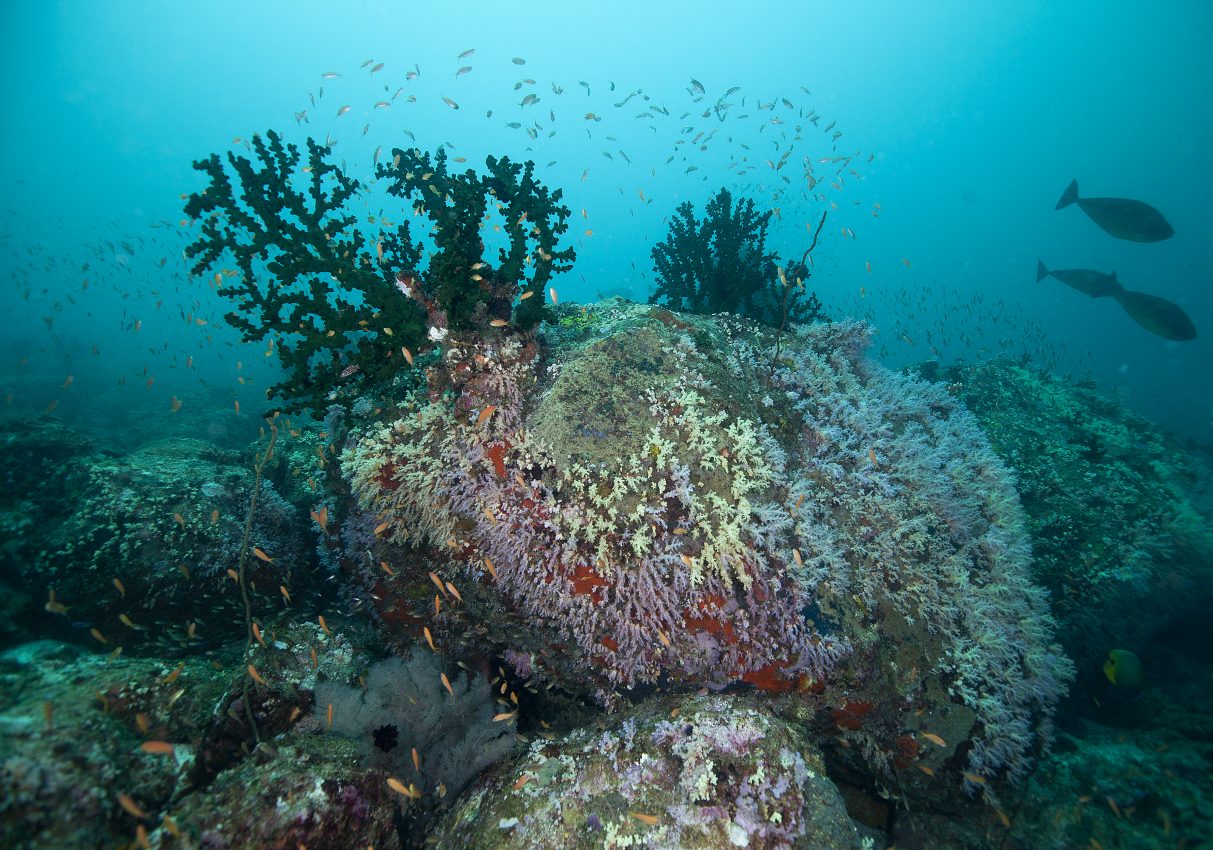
[431,692,866,850]
[943,360,1213,692]
[9,433,319,654]
[336,298,1073,801]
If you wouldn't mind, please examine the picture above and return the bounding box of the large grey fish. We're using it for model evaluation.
[1056,179,1173,242]
[1112,288,1196,340]
[1036,260,1122,297]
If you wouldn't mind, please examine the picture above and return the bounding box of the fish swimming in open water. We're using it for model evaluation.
[1055,179,1174,242]
[1036,260,1122,297]
[1112,288,1196,341]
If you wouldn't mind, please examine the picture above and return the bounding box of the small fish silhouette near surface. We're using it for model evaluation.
[1112,288,1196,341]
[1056,179,1174,242]
[1036,260,1122,297]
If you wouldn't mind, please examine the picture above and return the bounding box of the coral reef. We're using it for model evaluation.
[650,188,821,325]
[12,431,319,654]
[337,299,1072,803]
[432,692,866,850]
[942,360,1213,691]
[313,650,517,800]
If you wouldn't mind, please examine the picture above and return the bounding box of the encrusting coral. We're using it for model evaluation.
[338,298,1072,803]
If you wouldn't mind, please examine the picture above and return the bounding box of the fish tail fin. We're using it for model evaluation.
[1036,260,1049,282]
[1056,179,1079,210]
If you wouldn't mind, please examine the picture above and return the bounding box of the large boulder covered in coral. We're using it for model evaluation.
[432,692,866,849]
[334,299,1073,808]
[942,360,1213,693]
[15,435,320,654]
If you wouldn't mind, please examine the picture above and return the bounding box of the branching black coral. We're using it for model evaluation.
[184,130,426,414]
[376,147,576,333]
[650,187,820,326]
[184,134,577,415]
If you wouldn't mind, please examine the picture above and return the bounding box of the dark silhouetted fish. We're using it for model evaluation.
[1112,289,1196,340]
[1056,179,1174,242]
[1036,260,1122,297]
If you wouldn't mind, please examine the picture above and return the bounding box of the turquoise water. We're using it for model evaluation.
[1,3,1210,849]
[3,1,1209,444]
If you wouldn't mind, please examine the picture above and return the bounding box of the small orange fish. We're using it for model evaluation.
[380,560,396,576]
[310,505,329,534]
[90,627,108,645]
[234,400,240,415]
[865,261,872,274]
[629,813,659,826]
[169,396,182,413]
[869,448,879,468]
[252,622,266,647]
[411,746,420,772]
[252,546,273,562]
[429,572,447,596]
[62,375,74,388]
[112,577,126,598]
[445,582,463,603]
[210,509,219,525]
[279,584,291,603]
[920,732,946,747]
[140,740,175,755]
[136,824,150,849]
[423,627,436,652]
[489,319,508,328]
[226,568,239,582]
[440,672,454,696]
[164,662,184,684]
[434,595,442,616]
[247,664,267,686]
[901,258,911,267]
[117,793,148,820]
[386,776,410,796]
[513,773,532,791]
[374,521,390,536]
[549,286,558,304]
[791,549,802,567]
[917,763,935,777]
[119,613,137,629]
[135,712,150,734]
[172,512,186,527]
[995,809,1011,828]
[326,703,333,728]
[483,557,498,580]
[962,771,987,785]
[310,646,319,669]
[519,290,534,301]
[44,589,69,615]
[401,346,414,366]
[493,711,516,722]
[477,405,497,425]
[318,614,332,636]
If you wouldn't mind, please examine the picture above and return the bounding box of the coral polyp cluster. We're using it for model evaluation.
[344,326,843,695]
[339,299,1071,796]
